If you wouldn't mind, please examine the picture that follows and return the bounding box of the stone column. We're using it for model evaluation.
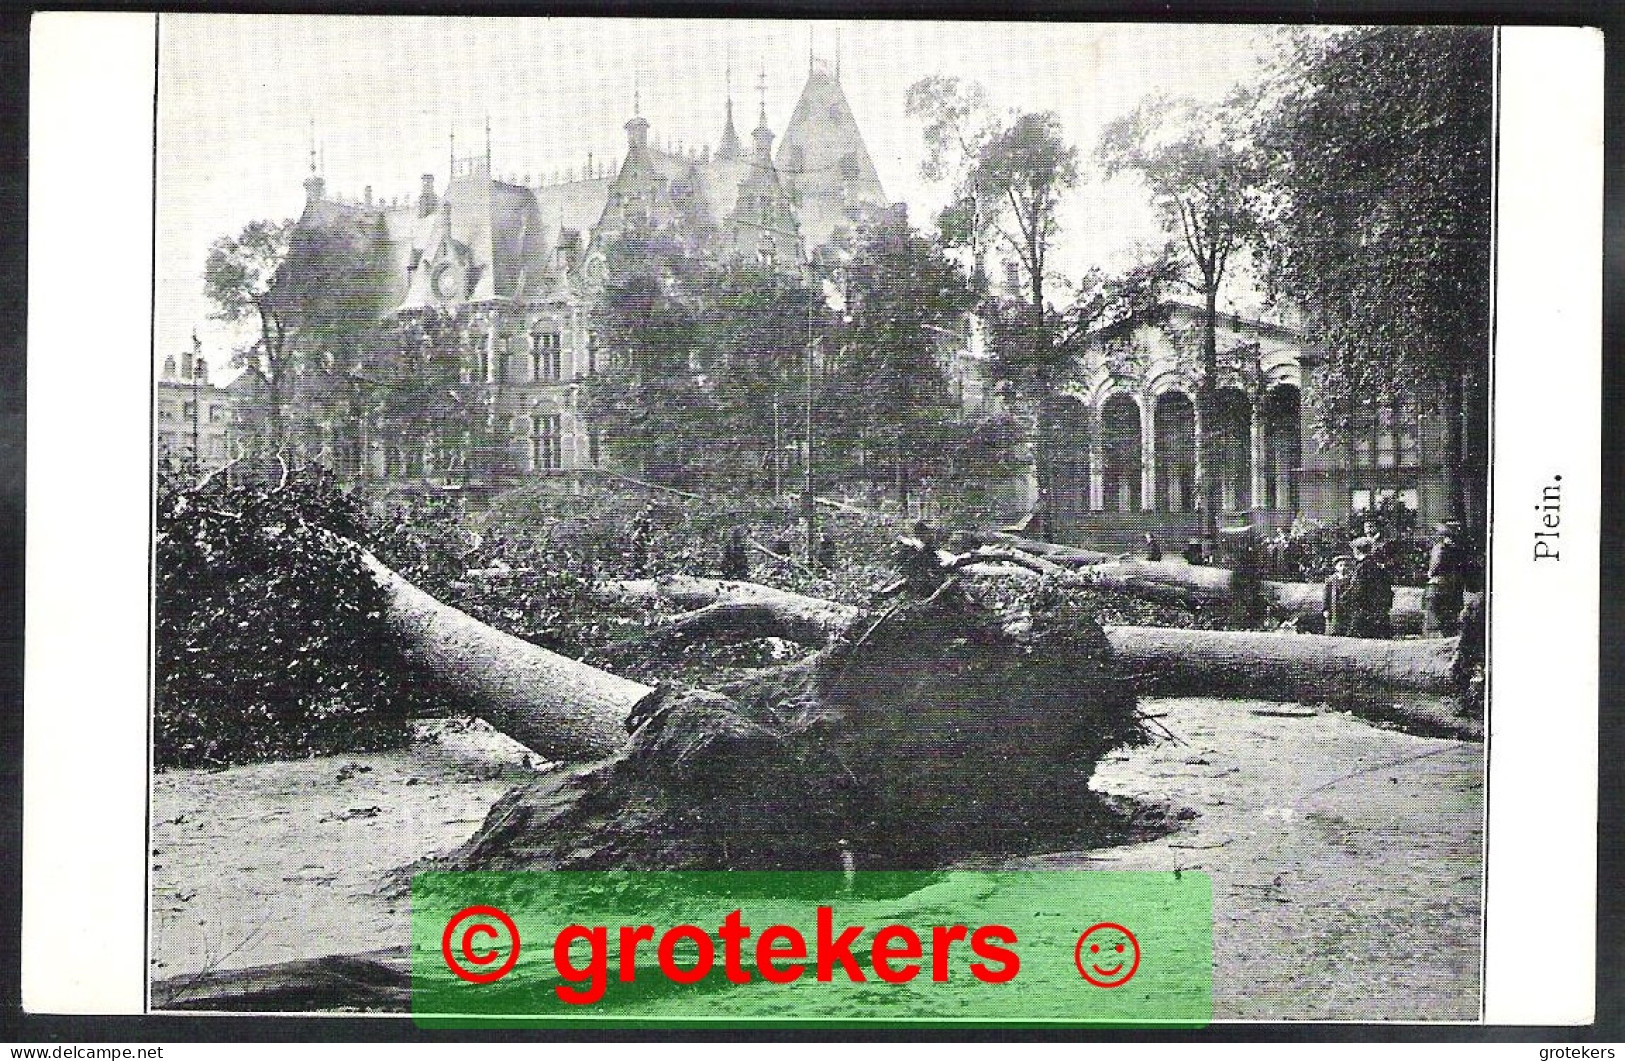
[1250,399,1266,511]
[1088,404,1105,512]
[1140,394,1157,512]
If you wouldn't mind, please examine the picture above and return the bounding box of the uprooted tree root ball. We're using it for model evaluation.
[431,579,1151,875]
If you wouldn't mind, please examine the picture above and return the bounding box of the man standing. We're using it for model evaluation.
[720,526,750,580]
[1344,536,1394,639]
[1424,520,1467,635]
[1322,555,1354,636]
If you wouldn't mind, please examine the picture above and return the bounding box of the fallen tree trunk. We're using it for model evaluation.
[983,531,1120,565]
[1038,557,1424,633]
[360,551,653,762]
[1104,626,1457,701]
[380,549,1465,769]
[624,575,1465,710]
[602,573,866,625]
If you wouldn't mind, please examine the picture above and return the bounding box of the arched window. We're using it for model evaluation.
[1155,391,1196,512]
[1101,395,1142,513]
[1259,385,1303,512]
[1213,389,1252,512]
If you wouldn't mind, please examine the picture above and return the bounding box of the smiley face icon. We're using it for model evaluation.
[1074,922,1141,988]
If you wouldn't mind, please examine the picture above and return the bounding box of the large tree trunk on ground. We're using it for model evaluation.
[621,574,1465,711]
[361,551,653,762]
[1104,626,1456,700]
[1069,559,1423,633]
[602,574,865,630]
[985,536,1424,631]
[984,531,1120,564]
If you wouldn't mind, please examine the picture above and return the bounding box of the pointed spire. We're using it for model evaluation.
[625,74,650,152]
[808,25,814,76]
[449,129,455,177]
[303,117,325,203]
[484,112,492,171]
[716,53,742,161]
[836,27,841,80]
[750,67,775,159]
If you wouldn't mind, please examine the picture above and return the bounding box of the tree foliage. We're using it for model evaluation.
[581,247,721,487]
[204,210,396,457]
[829,215,977,505]
[1256,26,1493,523]
[696,262,826,492]
[203,219,295,446]
[1098,93,1265,311]
[360,310,494,481]
[1098,92,1267,540]
[906,77,1086,535]
[154,462,431,767]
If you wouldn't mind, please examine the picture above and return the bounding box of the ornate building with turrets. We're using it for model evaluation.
[255,60,894,487]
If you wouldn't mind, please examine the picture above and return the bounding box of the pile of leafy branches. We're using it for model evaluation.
[154,463,439,768]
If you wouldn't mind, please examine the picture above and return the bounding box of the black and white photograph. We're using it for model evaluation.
[13,11,1606,1038]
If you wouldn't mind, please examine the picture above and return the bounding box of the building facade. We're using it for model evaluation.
[1027,304,1455,548]
[243,60,892,489]
[156,350,232,470]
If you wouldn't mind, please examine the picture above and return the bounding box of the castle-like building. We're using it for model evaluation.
[204,58,1464,541]
[263,61,893,484]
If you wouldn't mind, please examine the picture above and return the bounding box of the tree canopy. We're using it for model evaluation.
[829,214,977,506]
[1098,92,1267,539]
[1256,26,1493,523]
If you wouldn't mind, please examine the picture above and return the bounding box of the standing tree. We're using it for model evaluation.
[203,219,295,449]
[699,262,824,494]
[366,310,493,482]
[204,211,394,463]
[580,269,719,488]
[1098,92,1265,547]
[906,77,1081,537]
[274,213,396,469]
[1256,27,1493,532]
[834,215,977,509]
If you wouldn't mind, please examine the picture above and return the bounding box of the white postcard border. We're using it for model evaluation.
[19,13,1606,1024]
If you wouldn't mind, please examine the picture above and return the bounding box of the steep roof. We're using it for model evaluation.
[776,66,889,250]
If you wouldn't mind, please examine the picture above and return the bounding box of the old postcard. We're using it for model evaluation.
[21,13,1601,1033]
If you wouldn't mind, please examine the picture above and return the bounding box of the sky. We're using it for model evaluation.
[154,15,1281,375]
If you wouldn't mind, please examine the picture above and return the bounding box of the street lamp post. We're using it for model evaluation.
[804,280,818,563]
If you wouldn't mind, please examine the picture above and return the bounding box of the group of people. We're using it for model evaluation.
[720,526,837,579]
[1140,533,1207,566]
[1146,516,1474,640]
[1320,530,1396,638]
[1323,518,1470,638]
